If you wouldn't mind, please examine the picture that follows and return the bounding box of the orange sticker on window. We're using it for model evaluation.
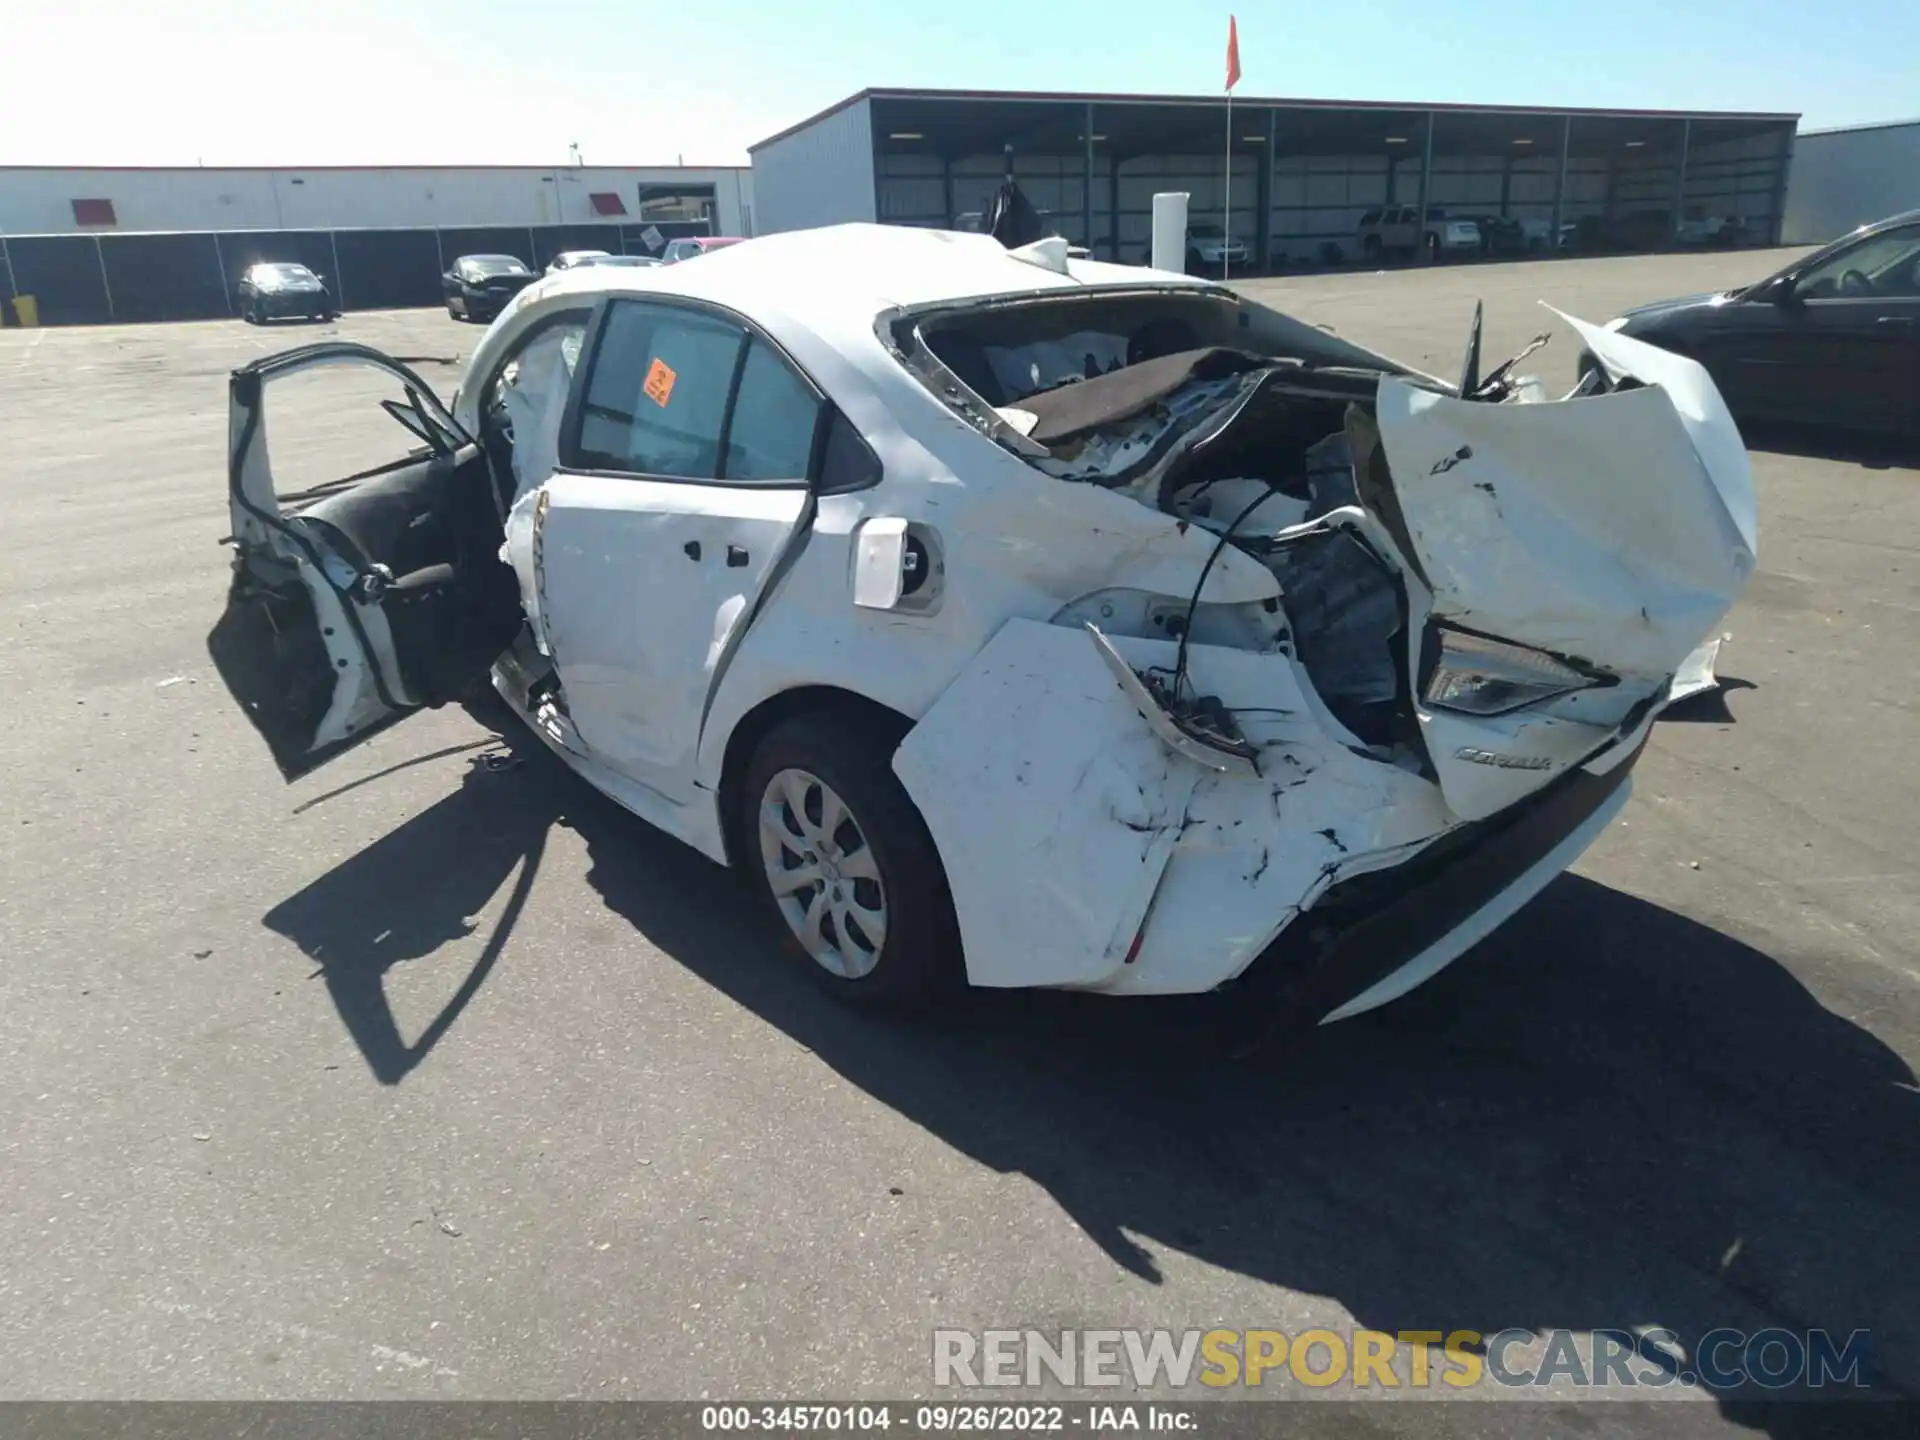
[643,357,677,407]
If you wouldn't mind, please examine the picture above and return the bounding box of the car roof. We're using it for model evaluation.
[535,223,1209,334]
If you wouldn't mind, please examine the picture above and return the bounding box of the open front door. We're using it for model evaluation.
[208,343,525,781]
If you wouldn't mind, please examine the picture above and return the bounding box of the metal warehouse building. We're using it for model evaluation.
[1781,119,1920,244]
[750,88,1799,265]
[0,163,751,325]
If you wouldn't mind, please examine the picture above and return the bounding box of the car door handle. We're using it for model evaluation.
[726,544,750,568]
[683,540,701,561]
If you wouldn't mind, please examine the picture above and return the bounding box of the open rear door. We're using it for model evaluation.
[208,343,525,780]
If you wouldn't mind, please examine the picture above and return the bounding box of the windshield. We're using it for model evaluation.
[256,263,316,283]
[466,255,531,276]
[1189,224,1224,238]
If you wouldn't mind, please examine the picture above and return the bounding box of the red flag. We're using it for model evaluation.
[1226,15,1242,92]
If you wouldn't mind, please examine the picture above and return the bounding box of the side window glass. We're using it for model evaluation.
[576,301,745,478]
[1795,226,1920,300]
[723,339,822,483]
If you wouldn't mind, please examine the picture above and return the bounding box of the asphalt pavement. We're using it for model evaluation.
[1,250,1915,1437]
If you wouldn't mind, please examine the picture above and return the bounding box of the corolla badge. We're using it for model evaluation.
[1455,747,1555,772]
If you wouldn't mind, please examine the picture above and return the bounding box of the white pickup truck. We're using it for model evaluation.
[1358,206,1482,261]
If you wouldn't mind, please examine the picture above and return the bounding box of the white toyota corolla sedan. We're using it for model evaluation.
[210,223,1755,1021]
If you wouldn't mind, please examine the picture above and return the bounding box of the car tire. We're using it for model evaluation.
[250,300,267,325]
[737,709,960,1008]
[240,304,255,325]
[1361,235,1382,262]
[1425,233,1440,262]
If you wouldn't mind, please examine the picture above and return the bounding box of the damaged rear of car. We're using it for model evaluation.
[878,277,1754,1016]
[205,225,1752,1027]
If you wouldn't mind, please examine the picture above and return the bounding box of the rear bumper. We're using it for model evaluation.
[1232,735,1645,1024]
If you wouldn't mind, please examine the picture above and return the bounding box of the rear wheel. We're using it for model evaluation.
[1362,234,1382,261]
[737,710,959,1007]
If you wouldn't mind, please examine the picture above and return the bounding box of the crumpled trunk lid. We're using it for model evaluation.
[1370,311,1757,819]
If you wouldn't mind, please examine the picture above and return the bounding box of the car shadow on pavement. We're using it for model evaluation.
[1659,677,1757,725]
[262,747,551,1085]
[1741,422,1920,471]
[571,765,1919,1426]
[273,720,1919,1430]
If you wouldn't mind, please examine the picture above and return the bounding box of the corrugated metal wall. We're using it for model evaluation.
[0,222,678,326]
[1271,153,1598,259]
[875,150,1591,264]
[750,99,877,235]
[1607,131,1791,240]
[1114,155,1261,260]
[0,165,753,238]
[1783,122,1920,244]
[869,130,1790,265]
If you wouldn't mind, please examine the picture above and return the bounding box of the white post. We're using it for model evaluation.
[1151,192,1190,273]
[1223,92,1233,281]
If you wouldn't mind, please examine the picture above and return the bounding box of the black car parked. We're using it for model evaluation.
[236,262,335,324]
[442,254,537,323]
[1468,215,1529,257]
[1599,209,1920,437]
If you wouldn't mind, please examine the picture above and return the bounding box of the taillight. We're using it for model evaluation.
[1423,628,1605,716]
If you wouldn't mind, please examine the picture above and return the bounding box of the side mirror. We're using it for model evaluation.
[1765,275,1800,305]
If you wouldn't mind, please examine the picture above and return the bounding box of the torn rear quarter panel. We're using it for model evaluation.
[893,618,1454,993]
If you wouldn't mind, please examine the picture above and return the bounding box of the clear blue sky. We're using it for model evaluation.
[4,0,1910,166]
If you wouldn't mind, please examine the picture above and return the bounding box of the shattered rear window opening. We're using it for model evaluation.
[892,288,1436,762]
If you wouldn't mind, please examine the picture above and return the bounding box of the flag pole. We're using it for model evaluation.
[1223,87,1232,281]
[1223,15,1239,281]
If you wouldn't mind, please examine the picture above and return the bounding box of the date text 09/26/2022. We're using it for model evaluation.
[701,1405,1195,1432]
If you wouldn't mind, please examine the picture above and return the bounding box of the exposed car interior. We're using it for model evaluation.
[898,291,1431,754]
